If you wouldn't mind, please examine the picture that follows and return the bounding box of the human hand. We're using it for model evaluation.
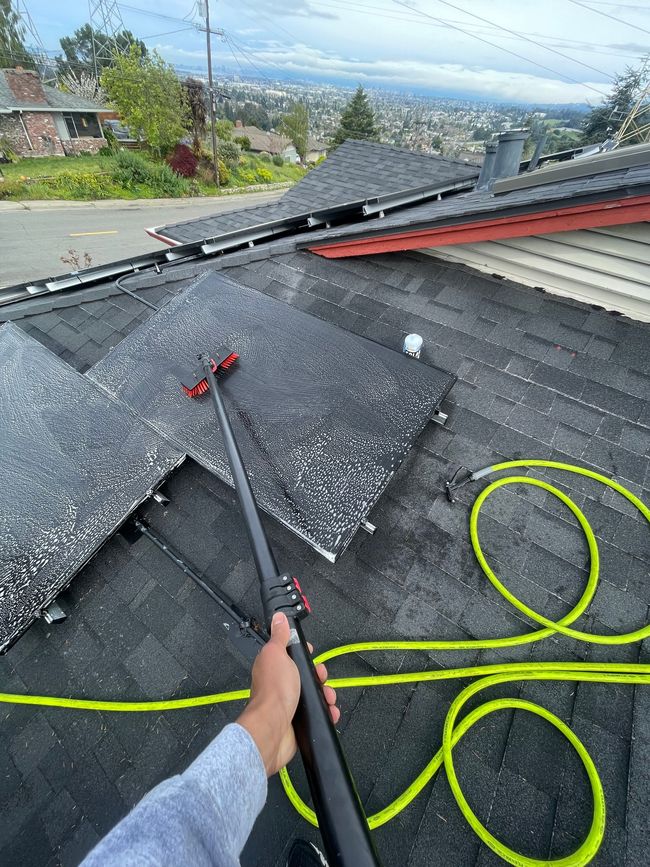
[238,612,340,777]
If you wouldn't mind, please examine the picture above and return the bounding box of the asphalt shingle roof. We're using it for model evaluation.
[0,71,106,112]
[156,140,480,244]
[0,248,649,866]
[304,163,650,249]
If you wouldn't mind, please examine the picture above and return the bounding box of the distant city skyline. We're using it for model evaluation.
[20,0,650,105]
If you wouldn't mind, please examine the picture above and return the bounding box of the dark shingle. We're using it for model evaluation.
[0,247,648,867]
[157,140,479,244]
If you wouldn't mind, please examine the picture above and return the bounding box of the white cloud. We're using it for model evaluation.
[238,42,609,103]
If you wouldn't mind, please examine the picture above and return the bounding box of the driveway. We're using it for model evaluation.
[0,190,284,288]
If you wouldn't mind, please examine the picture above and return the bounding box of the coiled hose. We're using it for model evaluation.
[2,461,649,866]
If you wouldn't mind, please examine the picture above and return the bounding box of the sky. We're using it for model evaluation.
[22,0,650,105]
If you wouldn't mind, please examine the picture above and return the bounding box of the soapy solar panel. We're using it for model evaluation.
[89,271,455,560]
[0,324,183,651]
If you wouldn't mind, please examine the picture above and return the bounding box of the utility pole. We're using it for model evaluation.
[202,0,220,187]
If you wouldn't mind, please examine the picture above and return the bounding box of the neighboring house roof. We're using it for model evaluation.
[0,242,648,866]
[307,135,327,152]
[0,69,106,113]
[149,139,481,245]
[234,124,293,154]
[305,159,650,258]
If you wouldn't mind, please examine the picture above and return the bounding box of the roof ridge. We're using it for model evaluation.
[338,138,480,167]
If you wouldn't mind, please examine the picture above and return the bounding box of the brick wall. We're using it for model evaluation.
[0,114,29,154]
[0,111,66,156]
[4,69,47,105]
[21,112,65,156]
[62,137,105,155]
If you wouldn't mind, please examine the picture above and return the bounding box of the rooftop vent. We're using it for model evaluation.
[477,129,529,191]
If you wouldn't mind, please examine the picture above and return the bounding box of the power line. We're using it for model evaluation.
[310,0,643,59]
[224,34,275,84]
[117,4,199,27]
[432,0,612,80]
[390,0,610,98]
[567,0,650,36]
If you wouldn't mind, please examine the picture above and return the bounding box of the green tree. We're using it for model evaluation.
[183,77,207,154]
[331,85,379,147]
[279,102,309,162]
[58,25,146,78]
[216,119,234,141]
[101,46,189,156]
[0,0,34,69]
[582,55,650,145]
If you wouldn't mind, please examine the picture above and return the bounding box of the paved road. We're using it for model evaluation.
[0,190,283,288]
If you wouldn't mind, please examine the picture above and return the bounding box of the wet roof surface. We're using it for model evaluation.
[0,248,649,866]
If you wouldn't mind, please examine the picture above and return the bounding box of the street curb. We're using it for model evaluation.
[0,183,292,213]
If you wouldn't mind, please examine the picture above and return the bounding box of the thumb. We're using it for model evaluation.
[270,611,290,647]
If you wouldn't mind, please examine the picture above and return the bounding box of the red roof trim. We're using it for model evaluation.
[145,227,180,246]
[308,194,650,259]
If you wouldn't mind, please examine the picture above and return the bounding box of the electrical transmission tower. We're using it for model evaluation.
[13,0,56,84]
[612,58,650,147]
[87,0,129,79]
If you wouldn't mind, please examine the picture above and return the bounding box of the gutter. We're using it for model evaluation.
[306,192,650,259]
[147,175,477,247]
[0,176,476,308]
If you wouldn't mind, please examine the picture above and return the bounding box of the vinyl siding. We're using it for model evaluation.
[421,221,650,322]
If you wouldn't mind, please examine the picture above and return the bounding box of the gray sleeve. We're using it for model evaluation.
[81,723,268,867]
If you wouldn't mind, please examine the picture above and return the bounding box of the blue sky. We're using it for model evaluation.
[23,0,650,104]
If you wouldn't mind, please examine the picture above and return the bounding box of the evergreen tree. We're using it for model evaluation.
[331,85,379,147]
[0,0,35,69]
[582,55,650,145]
[58,25,146,78]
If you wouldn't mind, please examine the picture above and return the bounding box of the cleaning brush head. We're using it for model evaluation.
[180,347,239,398]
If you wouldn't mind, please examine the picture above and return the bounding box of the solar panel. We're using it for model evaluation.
[88,272,455,560]
[0,324,183,651]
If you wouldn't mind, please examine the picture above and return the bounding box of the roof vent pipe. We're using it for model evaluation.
[492,128,529,181]
[476,140,497,190]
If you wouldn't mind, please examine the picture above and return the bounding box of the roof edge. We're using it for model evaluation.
[307,193,650,259]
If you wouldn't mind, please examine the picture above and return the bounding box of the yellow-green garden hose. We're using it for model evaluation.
[1,460,649,866]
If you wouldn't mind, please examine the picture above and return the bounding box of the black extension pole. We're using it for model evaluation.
[200,355,381,867]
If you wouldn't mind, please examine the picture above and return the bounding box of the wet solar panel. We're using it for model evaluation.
[0,324,183,651]
[89,271,455,560]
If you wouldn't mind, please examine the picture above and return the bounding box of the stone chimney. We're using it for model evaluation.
[235,119,243,128]
[5,68,47,105]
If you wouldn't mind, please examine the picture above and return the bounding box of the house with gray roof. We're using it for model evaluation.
[0,67,106,158]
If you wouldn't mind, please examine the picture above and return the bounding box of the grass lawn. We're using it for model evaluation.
[1,153,109,180]
[0,150,307,200]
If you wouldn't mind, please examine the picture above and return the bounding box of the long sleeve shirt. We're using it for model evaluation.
[81,723,268,867]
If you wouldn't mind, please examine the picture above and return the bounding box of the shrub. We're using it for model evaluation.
[111,150,155,187]
[272,154,284,166]
[98,145,114,156]
[0,136,18,162]
[36,172,116,199]
[110,150,190,196]
[239,169,256,185]
[0,179,26,199]
[102,126,119,153]
[256,167,273,183]
[149,162,190,197]
[167,143,198,178]
[233,135,250,151]
[259,151,272,162]
[218,140,240,168]
[196,157,230,187]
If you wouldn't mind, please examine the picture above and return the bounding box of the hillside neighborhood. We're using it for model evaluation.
[0,3,649,867]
